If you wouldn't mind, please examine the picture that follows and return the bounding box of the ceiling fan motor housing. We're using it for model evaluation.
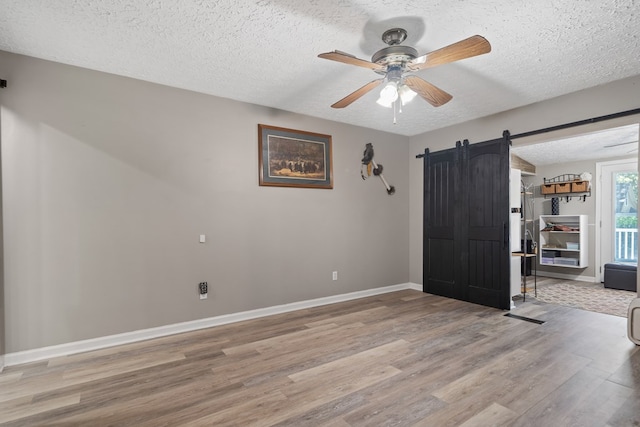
[372,28,418,72]
[384,65,404,83]
[371,46,418,70]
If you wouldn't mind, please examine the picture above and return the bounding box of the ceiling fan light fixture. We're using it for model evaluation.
[377,83,416,108]
[377,81,399,106]
[399,85,417,105]
[376,97,394,108]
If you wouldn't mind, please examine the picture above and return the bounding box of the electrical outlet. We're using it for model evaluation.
[199,282,208,299]
[199,282,208,294]
[332,271,338,281]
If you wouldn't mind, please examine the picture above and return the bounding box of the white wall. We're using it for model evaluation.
[409,75,640,285]
[0,50,410,353]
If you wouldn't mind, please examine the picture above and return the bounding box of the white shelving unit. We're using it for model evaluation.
[539,214,588,268]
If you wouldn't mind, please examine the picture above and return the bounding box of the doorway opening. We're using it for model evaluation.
[510,119,639,315]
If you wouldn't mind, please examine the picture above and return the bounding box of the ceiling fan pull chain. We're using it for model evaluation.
[393,100,397,124]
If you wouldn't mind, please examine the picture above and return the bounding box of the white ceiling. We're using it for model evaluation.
[511,123,639,166]
[1,0,639,137]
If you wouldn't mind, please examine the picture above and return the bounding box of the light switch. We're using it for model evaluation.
[199,234,206,243]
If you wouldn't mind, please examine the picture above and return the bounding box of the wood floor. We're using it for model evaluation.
[1,290,639,426]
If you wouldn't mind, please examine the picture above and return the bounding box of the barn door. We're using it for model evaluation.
[422,135,511,309]
[462,137,511,309]
[422,142,462,299]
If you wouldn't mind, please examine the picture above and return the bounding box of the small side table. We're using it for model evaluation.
[512,252,537,301]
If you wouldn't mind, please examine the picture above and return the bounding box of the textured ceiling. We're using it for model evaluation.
[1,0,639,136]
[512,124,639,166]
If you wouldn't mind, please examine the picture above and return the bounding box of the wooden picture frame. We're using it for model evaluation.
[258,124,333,189]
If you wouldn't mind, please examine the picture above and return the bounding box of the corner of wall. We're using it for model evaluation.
[628,298,640,345]
[0,94,5,368]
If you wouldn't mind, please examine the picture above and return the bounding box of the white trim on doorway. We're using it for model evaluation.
[595,158,638,283]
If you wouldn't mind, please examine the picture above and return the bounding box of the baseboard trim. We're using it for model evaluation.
[536,271,596,283]
[4,282,421,367]
[407,282,422,291]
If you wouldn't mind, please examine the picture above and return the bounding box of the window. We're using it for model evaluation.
[614,171,638,264]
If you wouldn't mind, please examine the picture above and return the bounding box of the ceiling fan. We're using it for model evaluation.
[318,28,491,110]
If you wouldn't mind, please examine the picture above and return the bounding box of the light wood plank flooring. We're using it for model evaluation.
[1,290,638,426]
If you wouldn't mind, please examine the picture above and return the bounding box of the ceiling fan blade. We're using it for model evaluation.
[318,51,385,71]
[404,76,452,107]
[409,35,491,71]
[331,79,383,108]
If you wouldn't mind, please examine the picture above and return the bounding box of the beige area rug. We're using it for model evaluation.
[525,280,636,318]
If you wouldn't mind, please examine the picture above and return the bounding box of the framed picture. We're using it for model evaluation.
[258,124,333,189]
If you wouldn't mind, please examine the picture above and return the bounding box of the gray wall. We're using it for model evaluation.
[2,48,639,355]
[408,75,640,285]
[0,50,410,353]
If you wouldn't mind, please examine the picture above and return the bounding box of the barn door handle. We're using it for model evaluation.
[503,222,509,249]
